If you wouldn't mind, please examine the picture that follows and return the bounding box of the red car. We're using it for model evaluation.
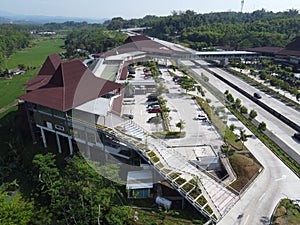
[148,108,161,113]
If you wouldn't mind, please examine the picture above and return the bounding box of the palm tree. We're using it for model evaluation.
[176,119,185,133]
[235,129,252,150]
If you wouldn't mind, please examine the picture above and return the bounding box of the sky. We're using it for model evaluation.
[1,0,300,19]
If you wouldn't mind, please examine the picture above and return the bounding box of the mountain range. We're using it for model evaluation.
[0,10,108,24]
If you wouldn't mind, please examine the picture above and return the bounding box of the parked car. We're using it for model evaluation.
[148,108,161,113]
[193,114,207,121]
[144,74,151,79]
[123,114,134,119]
[254,92,262,99]
[146,102,159,108]
[293,133,300,141]
[146,95,158,102]
[147,94,157,99]
[147,105,161,111]
[128,67,135,74]
[147,116,160,123]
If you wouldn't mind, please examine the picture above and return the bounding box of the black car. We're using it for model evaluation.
[146,96,158,102]
[254,93,262,99]
[147,94,158,99]
[123,114,133,119]
[293,133,300,141]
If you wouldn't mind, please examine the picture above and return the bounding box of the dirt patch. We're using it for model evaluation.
[229,153,261,192]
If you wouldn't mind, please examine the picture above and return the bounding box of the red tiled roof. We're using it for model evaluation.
[277,37,300,57]
[244,47,283,54]
[102,35,185,57]
[276,49,300,57]
[124,35,151,44]
[25,75,52,91]
[25,54,62,91]
[20,58,123,112]
[246,38,300,58]
[285,37,300,51]
[111,91,123,115]
[37,54,62,76]
[119,62,129,80]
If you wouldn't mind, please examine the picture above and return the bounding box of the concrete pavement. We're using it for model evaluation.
[179,60,300,225]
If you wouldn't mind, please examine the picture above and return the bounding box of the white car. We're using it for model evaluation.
[193,114,207,121]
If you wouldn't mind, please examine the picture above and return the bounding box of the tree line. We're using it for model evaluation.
[105,9,300,50]
[0,26,31,71]
[64,28,127,57]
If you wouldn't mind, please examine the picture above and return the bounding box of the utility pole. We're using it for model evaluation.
[241,0,245,13]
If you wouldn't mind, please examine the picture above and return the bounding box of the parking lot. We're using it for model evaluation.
[121,65,223,159]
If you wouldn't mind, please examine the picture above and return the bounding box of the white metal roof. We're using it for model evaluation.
[126,170,153,190]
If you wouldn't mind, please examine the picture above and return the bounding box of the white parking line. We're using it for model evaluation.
[259,193,265,201]
[243,215,250,225]
[275,175,286,181]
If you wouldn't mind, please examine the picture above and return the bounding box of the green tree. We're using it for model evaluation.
[249,109,258,121]
[240,105,248,114]
[235,129,252,150]
[32,153,60,195]
[0,192,33,225]
[124,82,135,98]
[176,119,185,133]
[229,124,236,131]
[156,83,168,95]
[235,98,242,109]
[31,153,122,224]
[179,76,195,92]
[296,92,300,102]
[105,206,133,225]
[226,93,235,103]
[258,121,267,131]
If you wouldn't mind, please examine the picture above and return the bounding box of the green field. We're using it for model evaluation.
[0,38,64,109]
[4,38,64,69]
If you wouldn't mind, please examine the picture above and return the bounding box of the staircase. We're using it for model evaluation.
[113,121,239,222]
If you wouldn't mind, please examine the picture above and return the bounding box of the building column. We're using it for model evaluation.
[84,127,91,158]
[25,103,37,144]
[68,137,74,155]
[40,127,47,148]
[56,133,62,154]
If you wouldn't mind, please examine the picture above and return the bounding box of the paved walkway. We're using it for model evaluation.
[0,101,18,114]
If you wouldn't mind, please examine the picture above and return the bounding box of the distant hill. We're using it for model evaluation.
[0,16,12,24]
[0,10,107,24]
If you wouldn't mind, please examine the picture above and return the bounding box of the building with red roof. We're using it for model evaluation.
[20,54,123,154]
[19,34,191,156]
[246,37,300,67]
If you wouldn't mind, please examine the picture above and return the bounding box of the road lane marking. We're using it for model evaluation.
[259,193,265,201]
[275,175,287,181]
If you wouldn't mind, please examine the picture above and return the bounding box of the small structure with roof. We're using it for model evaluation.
[126,169,154,198]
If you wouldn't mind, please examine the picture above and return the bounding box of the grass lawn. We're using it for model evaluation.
[0,38,64,109]
[0,69,38,108]
[129,206,207,225]
[272,199,300,225]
